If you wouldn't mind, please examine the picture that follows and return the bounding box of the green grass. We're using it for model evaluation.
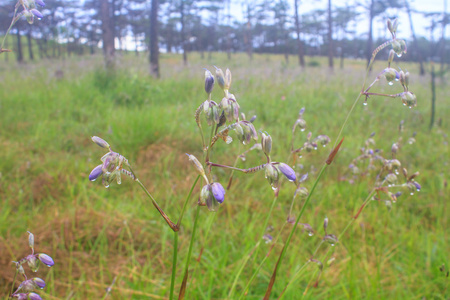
[0,51,448,299]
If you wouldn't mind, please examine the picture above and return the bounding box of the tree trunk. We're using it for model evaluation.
[245,5,253,60]
[366,0,374,67]
[16,29,23,62]
[180,1,187,65]
[440,0,447,73]
[149,0,160,78]
[27,28,34,61]
[405,0,425,75]
[100,0,115,69]
[327,0,333,68]
[294,0,305,67]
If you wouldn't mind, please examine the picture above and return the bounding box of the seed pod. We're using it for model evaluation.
[264,163,279,189]
[401,92,417,108]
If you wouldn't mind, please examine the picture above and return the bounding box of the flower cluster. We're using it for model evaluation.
[10,232,55,300]
[89,136,136,188]
[15,0,46,25]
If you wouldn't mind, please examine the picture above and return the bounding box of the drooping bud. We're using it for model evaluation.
[261,132,272,157]
[404,71,410,87]
[32,278,46,289]
[214,66,225,90]
[293,118,307,133]
[30,9,43,18]
[323,217,329,233]
[37,253,54,267]
[28,293,43,300]
[224,68,232,90]
[401,92,417,108]
[89,165,103,181]
[204,69,214,94]
[384,68,399,84]
[35,0,45,6]
[412,181,421,191]
[278,163,296,182]
[187,154,206,179]
[316,135,331,147]
[27,232,34,250]
[211,182,225,204]
[92,136,110,149]
[388,50,395,66]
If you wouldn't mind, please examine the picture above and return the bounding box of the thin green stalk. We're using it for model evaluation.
[7,268,18,299]
[0,7,19,51]
[177,175,200,228]
[239,223,288,300]
[253,193,278,260]
[169,231,179,300]
[179,205,201,299]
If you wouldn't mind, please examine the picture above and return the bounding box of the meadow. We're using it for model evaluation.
[0,51,448,299]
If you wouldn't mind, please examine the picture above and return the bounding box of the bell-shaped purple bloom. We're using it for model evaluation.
[89,164,103,181]
[204,69,215,94]
[35,0,45,6]
[278,163,296,182]
[211,182,225,204]
[28,293,43,300]
[37,253,54,267]
[32,278,45,289]
[412,181,421,191]
[30,9,43,18]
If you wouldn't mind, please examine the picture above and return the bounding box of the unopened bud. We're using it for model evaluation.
[92,136,110,149]
[27,232,34,250]
[224,68,232,90]
[278,163,296,182]
[408,171,420,181]
[204,69,214,94]
[37,253,54,267]
[388,50,395,65]
[214,66,225,90]
[323,217,328,232]
[261,132,272,157]
[187,154,205,178]
[384,68,399,83]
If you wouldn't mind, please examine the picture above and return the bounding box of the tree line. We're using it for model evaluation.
[0,0,448,76]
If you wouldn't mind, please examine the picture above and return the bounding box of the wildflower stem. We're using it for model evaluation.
[0,7,19,52]
[179,204,201,299]
[8,268,18,299]
[169,231,178,300]
[263,163,328,299]
[176,175,200,228]
[135,179,178,231]
[253,192,278,259]
[362,92,402,98]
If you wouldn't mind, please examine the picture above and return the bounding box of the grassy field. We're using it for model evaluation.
[0,51,448,299]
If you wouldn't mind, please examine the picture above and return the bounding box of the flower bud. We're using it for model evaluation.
[323,217,328,232]
[278,163,296,182]
[91,136,110,149]
[28,293,42,300]
[316,135,331,147]
[211,182,225,204]
[89,164,103,181]
[204,69,214,94]
[261,133,272,157]
[31,9,43,18]
[388,49,395,65]
[28,232,34,250]
[412,181,421,191]
[293,118,307,133]
[32,278,45,289]
[224,68,232,90]
[18,279,37,293]
[300,223,314,236]
[37,253,54,267]
[35,0,45,6]
[214,66,225,90]
[384,68,399,84]
[187,154,205,177]
[401,92,417,108]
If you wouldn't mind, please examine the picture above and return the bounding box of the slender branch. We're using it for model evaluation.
[176,175,200,228]
[169,231,178,300]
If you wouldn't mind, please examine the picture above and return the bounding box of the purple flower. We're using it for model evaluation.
[35,0,45,6]
[204,69,214,94]
[278,163,296,182]
[37,253,54,267]
[28,293,43,300]
[32,278,45,289]
[30,9,43,18]
[412,181,421,191]
[89,164,103,181]
[211,182,225,204]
